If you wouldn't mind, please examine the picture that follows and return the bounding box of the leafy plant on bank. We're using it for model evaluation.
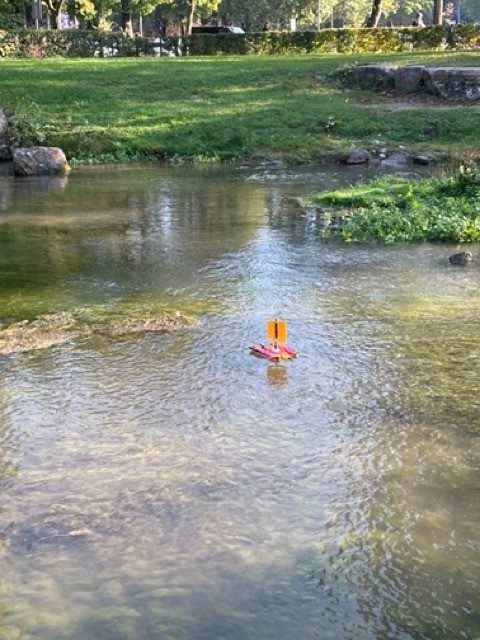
[310,169,480,243]
[6,100,47,145]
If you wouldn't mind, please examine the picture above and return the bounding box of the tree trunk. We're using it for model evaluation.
[433,0,443,24]
[186,0,197,35]
[54,7,62,28]
[121,0,133,36]
[366,0,382,27]
[21,1,27,28]
[44,0,63,28]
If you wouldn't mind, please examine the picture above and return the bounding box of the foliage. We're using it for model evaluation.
[0,25,478,57]
[0,28,179,56]
[184,24,478,55]
[309,169,480,243]
[5,100,47,145]
[0,1,22,30]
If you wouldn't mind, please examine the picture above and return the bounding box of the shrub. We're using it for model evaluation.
[0,24,479,59]
[183,25,480,57]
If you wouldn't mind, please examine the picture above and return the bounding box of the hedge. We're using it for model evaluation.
[0,29,180,57]
[0,24,479,58]
[184,25,480,56]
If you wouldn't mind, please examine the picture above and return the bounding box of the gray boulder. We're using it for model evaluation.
[345,149,370,165]
[13,147,70,176]
[423,67,480,100]
[394,66,425,92]
[354,65,397,88]
[449,251,473,266]
[381,153,408,167]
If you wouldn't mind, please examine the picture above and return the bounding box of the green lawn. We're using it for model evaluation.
[1,51,480,162]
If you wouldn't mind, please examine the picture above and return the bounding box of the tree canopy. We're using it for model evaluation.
[0,0,469,32]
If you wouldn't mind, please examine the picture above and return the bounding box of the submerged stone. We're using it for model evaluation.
[449,251,473,266]
[381,153,408,167]
[0,311,193,355]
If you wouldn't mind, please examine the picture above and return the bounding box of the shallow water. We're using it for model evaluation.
[0,164,479,640]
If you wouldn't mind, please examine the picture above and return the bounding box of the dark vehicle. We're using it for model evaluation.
[191,25,245,34]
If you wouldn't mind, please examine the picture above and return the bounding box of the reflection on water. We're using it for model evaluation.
[0,164,479,640]
[266,363,288,387]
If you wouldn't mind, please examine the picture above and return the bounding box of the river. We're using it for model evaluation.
[0,164,479,640]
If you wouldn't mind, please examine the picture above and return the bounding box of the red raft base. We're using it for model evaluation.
[250,343,298,361]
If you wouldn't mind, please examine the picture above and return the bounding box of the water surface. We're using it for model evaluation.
[0,164,479,640]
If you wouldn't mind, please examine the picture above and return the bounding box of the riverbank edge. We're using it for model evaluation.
[2,148,458,172]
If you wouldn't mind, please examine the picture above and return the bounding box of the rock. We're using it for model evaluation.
[0,108,12,161]
[345,149,370,165]
[412,155,430,166]
[354,65,397,88]
[381,153,408,167]
[13,146,70,176]
[449,251,473,266]
[0,109,7,137]
[394,66,425,92]
[0,144,12,161]
[423,67,480,100]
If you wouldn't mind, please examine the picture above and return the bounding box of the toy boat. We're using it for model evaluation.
[250,343,298,361]
[251,318,298,361]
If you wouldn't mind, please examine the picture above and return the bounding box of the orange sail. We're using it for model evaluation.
[266,318,287,344]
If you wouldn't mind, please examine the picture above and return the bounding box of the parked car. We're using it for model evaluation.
[191,25,245,34]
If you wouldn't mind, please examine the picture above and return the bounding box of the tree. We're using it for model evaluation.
[42,0,65,27]
[0,0,25,27]
[433,0,443,23]
[366,0,382,25]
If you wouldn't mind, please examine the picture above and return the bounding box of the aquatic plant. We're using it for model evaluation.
[309,168,480,243]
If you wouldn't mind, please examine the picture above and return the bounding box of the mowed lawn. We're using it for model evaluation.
[0,51,480,162]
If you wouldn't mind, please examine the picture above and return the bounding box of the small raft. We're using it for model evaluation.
[250,343,298,361]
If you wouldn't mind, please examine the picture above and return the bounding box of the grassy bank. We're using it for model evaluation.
[306,167,480,243]
[0,51,480,163]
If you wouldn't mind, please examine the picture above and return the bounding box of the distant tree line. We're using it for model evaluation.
[0,0,478,35]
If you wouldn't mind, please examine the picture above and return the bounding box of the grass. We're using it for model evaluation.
[307,167,480,243]
[0,51,480,163]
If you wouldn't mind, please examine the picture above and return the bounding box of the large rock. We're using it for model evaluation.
[394,66,425,92]
[354,65,397,88]
[13,147,70,176]
[345,148,370,165]
[423,67,480,100]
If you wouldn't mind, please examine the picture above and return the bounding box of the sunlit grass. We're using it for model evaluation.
[0,51,479,162]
